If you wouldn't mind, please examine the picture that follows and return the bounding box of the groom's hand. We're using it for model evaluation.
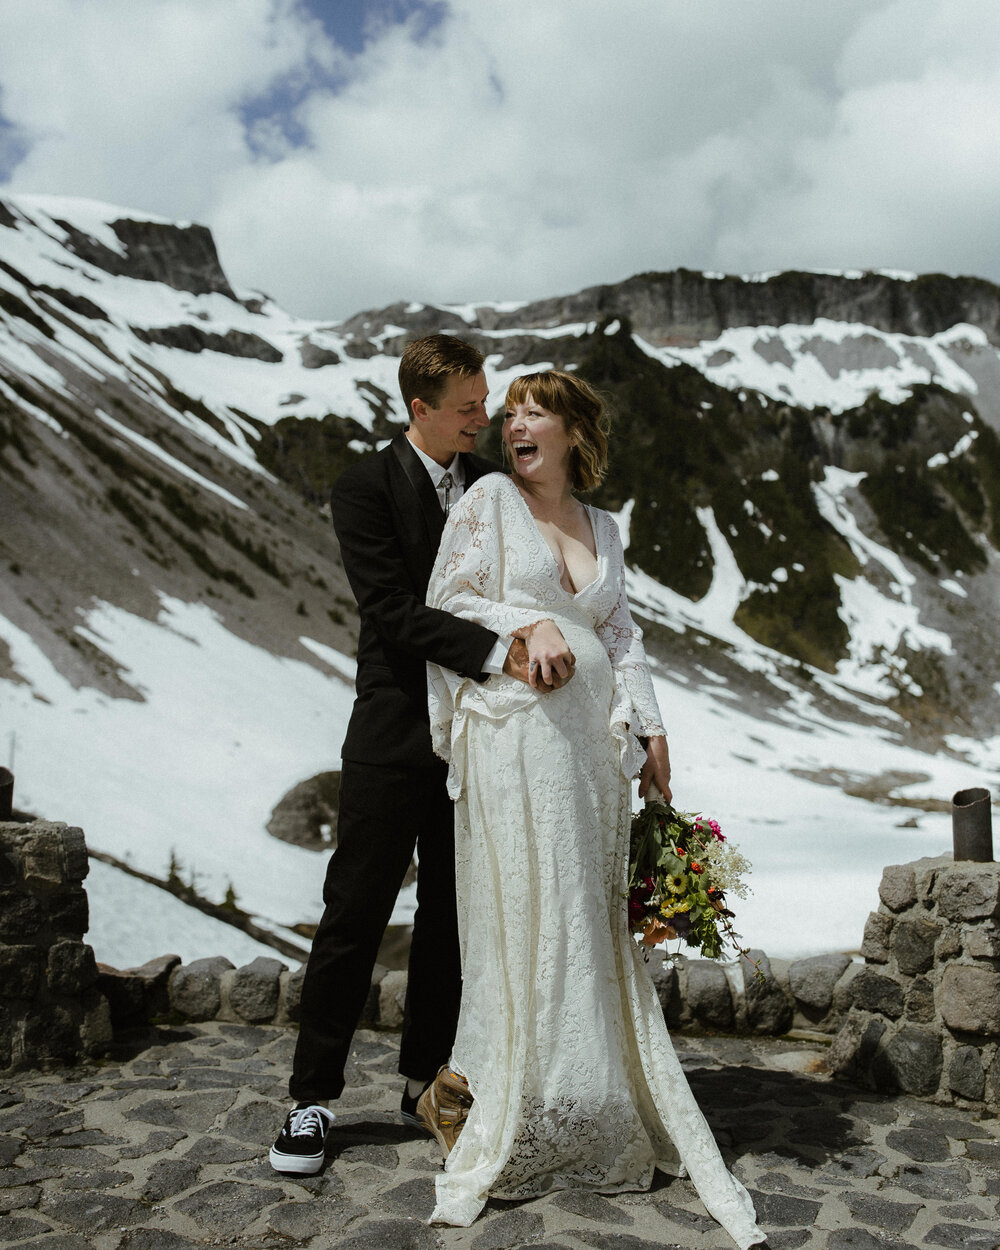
[503,638,574,691]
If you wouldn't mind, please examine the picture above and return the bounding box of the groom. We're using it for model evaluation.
[269,333,567,1173]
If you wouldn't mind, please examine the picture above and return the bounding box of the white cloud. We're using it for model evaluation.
[2,0,999,319]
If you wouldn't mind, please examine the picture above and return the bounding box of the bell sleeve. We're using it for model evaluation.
[596,518,666,740]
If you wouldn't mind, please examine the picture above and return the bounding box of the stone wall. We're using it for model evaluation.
[0,821,111,1072]
[828,855,1000,1108]
[99,954,411,1036]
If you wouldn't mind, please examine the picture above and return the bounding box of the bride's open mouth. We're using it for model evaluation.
[512,440,538,462]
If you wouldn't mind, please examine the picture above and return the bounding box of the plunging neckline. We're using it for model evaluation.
[505,475,601,598]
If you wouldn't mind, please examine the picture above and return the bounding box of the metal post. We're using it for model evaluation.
[0,768,12,821]
[952,787,994,862]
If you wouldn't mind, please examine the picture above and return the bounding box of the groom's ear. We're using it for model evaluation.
[410,396,429,423]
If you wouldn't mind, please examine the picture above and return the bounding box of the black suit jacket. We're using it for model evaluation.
[331,433,499,769]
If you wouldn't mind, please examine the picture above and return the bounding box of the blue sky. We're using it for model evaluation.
[0,0,999,319]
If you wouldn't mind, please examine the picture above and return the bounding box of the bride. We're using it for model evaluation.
[424,370,764,1249]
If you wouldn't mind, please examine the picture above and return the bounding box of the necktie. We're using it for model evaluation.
[440,471,454,515]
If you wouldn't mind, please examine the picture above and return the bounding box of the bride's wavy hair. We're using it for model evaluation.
[504,371,610,492]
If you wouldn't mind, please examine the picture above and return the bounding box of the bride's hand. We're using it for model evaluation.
[517,619,575,690]
[638,735,672,803]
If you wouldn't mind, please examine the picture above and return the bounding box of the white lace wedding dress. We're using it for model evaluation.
[426,473,763,1249]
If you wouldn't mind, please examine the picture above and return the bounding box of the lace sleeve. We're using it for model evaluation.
[595,518,666,737]
[428,477,551,638]
[426,475,552,782]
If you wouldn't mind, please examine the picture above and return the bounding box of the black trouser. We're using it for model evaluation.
[289,759,462,1101]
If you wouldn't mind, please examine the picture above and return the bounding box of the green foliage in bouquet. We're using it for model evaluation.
[627,800,752,962]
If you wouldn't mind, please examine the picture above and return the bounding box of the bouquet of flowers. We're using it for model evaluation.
[627,796,753,962]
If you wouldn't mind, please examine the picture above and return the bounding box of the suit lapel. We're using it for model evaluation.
[390,433,445,551]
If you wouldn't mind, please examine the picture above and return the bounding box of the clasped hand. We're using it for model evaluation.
[503,620,576,692]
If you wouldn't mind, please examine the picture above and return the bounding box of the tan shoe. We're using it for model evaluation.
[416,1065,473,1159]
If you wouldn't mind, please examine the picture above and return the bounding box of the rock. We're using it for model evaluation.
[471,1209,546,1248]
[46,940,99,994]
[903,976,936,1023]
[182,1135,258,1163]
[937,868,1000,923]
[949,1046,986,1100]
[333,1218,441,1249]
[884,1126,951,1161]
[843,1191,923,1234]
[267,1197,368,1239]
[0,944,42,997]
[98,954,180,1030]
[861,911,893,963]
[228,956,286,1022]
[168,956,234,1021]
[891,917,940,975]
[377,969,408,1029]
[963,922,1000,958]
[745,1189,822,1226]
[788,952,851,1012]
[879,864,917,912]
[874,1025,943,1096]
[282,964,306,1021]
[827,1011,885,1080]
[299,337,341,368]
[940,964,1000,1034]
[48,888,89,936]
[266,771,342,851]
[552,1190,635,1224]
[742,949,793,1034]
[826,1233,908,1250]
[922,1224,1000,1250]
[685,959,733,1030]
[172,1180,282,1233]
[936,926,963,960]
[849,968,904,1018]
[894,1162,970,1200]
[39,1190,149,1231]
[139,1159,200,1202]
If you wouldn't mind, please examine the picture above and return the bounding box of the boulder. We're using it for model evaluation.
[168,956,234,1021]
[891,917,940,975]
[861,911,893,963]
[741,949,793,1035]
[685,959,734,1030]
[879,864,917,912]
[939,964,1000,1034]
[229,957,286,1023]
[949,1046,986,1101]
[873,1026,943,1096]
[849,968,904,1019]
[788,952,851,1013]
[827,1011,886,1080]
[937,868,1000,923]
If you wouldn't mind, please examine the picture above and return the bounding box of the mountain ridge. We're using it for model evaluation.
[1,192,996,964]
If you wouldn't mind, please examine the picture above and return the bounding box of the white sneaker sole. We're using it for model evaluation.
[268,1145,325,1174]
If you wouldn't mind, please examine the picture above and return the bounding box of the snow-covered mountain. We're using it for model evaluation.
[1,194,997,967]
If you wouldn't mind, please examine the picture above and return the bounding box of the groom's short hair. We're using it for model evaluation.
[398,334,486,416]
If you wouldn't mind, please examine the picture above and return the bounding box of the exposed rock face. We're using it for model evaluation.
[131,324,283,361]
[346,269,1000,348]
[52,214,239,300]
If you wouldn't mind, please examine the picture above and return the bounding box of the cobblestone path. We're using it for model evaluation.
[2,1022,999,1249]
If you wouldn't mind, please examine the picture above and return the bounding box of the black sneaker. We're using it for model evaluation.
[268,1104,336,1174]
[400,1081,431,1129]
